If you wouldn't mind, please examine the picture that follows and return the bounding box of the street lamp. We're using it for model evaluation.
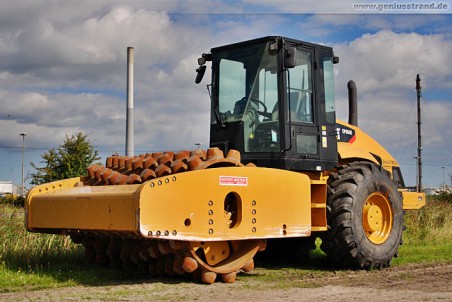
[442,166,446,189]
[195,143,202,149]
[20,133,26,197]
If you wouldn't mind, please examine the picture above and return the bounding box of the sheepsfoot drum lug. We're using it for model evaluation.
[185,239,264,284]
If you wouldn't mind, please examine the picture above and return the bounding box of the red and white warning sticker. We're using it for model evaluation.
[219,176,248,186]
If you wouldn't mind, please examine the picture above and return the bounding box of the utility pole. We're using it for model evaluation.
[442,166,446,188]
[125,47,134,157]
[415,74,422,192]
[20,133,26,196]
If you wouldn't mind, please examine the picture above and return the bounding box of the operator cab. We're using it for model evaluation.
[197,36,339,172]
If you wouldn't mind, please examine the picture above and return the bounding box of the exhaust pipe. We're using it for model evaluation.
[348,80,358,126]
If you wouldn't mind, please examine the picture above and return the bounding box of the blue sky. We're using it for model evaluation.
[0,0,451,192]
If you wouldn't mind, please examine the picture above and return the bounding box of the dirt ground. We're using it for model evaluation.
[1,262,451,301]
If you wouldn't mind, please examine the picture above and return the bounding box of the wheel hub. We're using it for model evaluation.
[362,192,393,244]
[363,204,383,232]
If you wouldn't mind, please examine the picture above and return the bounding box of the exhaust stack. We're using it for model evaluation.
[348,80,358,126]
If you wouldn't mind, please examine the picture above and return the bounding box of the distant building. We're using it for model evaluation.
[405,186,439,196]
[0,181,20,196]
[424,187,438,196]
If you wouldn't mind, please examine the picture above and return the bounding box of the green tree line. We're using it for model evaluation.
[29,132,100,185]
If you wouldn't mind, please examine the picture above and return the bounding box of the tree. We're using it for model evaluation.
[29,132,100,185]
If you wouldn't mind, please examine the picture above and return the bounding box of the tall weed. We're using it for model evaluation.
[0,205,83,273]
[403,198,452,245]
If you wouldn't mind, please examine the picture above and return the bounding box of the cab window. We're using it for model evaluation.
[287,50,313,123]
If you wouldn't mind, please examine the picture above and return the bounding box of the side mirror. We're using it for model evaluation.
[333,56,340,64]
[195,65,206,84]
[284,47,297,69]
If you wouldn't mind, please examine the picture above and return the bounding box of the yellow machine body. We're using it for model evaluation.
[25,121,425,240]
[22,35,427,283]
[26,167,327,241]
[336,120,425,210]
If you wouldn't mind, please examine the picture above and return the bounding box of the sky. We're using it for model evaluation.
[0,0,451,191]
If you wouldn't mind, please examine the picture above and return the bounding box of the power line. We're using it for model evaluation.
[421,96,452,160]
[0,145,48,151]
[399,162,452,167]
[394,96,416,159]
[0,144,169,155]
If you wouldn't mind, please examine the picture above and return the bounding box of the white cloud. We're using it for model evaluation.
[0,1,450,187]
[243,0,350,13]
[334,30,452,93]
[0,1,273,158]
[332,30,452,186]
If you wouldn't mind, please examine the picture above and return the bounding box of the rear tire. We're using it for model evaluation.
[321,162,403,269]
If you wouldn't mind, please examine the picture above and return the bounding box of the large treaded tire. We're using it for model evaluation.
[321,162,404,269]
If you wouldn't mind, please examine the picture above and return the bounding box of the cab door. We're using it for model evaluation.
[287,47,320,160]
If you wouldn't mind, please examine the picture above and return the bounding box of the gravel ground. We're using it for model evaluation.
[1,262,451,301]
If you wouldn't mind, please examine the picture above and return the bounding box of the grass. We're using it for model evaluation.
[0,205,140,293]
[0,205,76,292]
[392,198,452,265]
[1,196,451,293]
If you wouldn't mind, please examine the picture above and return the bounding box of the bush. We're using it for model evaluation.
[0,195,24,207]
[434,186,452,203]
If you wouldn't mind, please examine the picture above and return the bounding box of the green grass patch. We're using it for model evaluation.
[0,205,80,292]
[393,199,452,265]
[0,205,144,292]
[394,242,452,265]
